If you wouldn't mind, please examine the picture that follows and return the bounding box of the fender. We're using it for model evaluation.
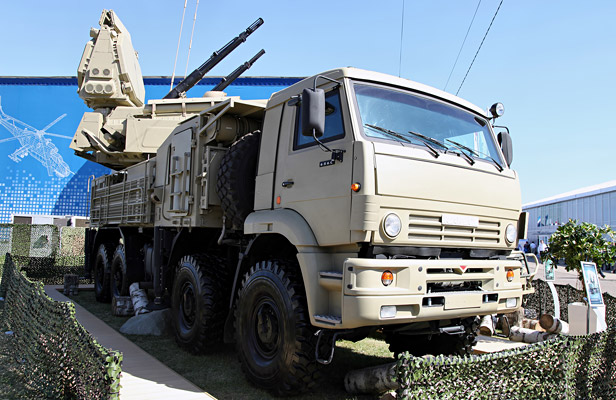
[224,209,321,342]
[244,209,318,249]
[242,209,345,330]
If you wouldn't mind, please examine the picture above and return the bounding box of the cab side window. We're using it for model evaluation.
[293,89,345,150]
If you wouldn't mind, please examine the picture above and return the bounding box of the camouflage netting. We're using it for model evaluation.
[0,224,87,285]
[395,280,616,399]
[0,254,122,399]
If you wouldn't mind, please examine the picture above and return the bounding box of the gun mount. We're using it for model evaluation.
[164,18,264,99]
[71,11,266,169]
[212,49,265,92]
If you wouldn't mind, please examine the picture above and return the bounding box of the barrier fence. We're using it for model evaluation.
[0,253,121,399]
[0,224,86,285]
[395,280,616,399]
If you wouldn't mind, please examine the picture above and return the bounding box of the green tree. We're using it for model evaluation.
[545,219,616,280]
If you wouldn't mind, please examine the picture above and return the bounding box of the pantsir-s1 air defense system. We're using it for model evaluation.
[74,10,535,395]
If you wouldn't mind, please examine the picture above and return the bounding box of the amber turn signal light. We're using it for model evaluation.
[381,270,394,286]
[351,182,361,192]
[506,269,514,282]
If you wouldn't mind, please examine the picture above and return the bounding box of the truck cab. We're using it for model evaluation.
[246,67,531,332]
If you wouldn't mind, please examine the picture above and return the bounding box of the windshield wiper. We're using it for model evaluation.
[444,139,476,166]
[446,138,503,172]
[364,124,411,147]
[364,124,440,158]
[407,130,449,151]
[365,124,440,157]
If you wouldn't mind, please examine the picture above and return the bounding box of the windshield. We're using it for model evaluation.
[354,83,502,163]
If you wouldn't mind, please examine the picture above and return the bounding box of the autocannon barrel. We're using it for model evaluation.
[211,49,265,92]
[164,18,264,99]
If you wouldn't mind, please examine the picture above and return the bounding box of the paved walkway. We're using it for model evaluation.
[44,286,215,400]
[474,334,527,354]
[528,259,616,296]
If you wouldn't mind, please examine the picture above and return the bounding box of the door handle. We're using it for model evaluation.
[282,180,294,188]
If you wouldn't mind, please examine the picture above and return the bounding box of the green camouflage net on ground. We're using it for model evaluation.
[395,280,616,399]
[0,254,122,399]
[396,328,616,399]
[0,224,87,285]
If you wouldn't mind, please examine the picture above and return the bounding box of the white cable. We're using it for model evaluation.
[456,0,504,96]
[184,0,200,79]
[444,0,482,91]
[170,0,188,91]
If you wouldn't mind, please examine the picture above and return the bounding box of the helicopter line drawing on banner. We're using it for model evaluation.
[0,97,73,178]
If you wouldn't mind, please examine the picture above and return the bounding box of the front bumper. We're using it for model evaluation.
[317,257,527,329]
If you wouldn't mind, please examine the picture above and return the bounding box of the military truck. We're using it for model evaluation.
[73,10,535,395]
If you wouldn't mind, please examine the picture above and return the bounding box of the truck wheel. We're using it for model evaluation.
[172,254,228,354]
[93,244,113,303]
[235,259,321,395]
[110,245,130,297]
[216,131,261,229]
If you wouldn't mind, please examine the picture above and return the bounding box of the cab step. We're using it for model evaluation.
[314,314,342,326]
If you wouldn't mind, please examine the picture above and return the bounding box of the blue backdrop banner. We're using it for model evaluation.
[0,76,299,223]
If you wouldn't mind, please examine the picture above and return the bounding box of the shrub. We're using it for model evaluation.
[545,219,615,280]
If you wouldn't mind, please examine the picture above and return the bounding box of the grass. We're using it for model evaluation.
[71,291,395,399]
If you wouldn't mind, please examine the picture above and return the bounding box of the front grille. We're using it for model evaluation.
[427,281,483,293]
[408,213,501,245]
[427,267,489,274]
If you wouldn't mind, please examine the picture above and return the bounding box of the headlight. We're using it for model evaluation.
[383,213,402,238]
[505,224,517,244]
[490,102,505,118]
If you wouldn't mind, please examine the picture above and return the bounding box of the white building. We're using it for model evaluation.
[522,180,616,246]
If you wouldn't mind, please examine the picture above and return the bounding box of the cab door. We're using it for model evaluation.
[274,86,354,246]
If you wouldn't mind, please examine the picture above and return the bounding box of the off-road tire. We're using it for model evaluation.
[93,244,113,303]
[216,131,261,229]
[235,259,321,395]
[110,244,144,298]
[171,254,229,354]
[110,245,130,297]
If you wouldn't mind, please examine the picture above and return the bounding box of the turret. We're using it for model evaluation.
[71,11,266,170]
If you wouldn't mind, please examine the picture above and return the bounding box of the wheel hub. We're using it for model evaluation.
[114,268,123,290]
[255,302,279,355]
[180,283,196,327]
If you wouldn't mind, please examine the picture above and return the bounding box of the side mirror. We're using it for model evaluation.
[498,131,513,167]
[301,88,325,137]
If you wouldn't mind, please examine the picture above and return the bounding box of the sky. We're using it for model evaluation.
[0,0,614,204]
